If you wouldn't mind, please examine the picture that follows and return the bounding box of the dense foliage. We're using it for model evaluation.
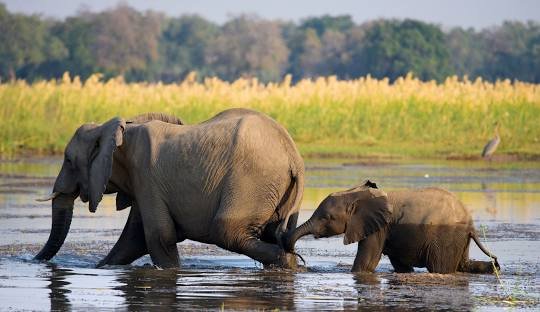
[1,3,539,83]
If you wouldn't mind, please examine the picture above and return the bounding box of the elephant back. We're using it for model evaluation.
[127,112,184,125]
[388,188,471,226]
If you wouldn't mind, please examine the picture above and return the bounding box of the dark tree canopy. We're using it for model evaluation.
[92,5,163,77]
[158,15,219,82]
[0,3,538,83]
[206,15,289,82]
[0,3,67,80]
[352,19,452,81]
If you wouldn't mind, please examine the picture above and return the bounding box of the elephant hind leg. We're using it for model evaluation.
[457,237,498,274]
[211,180,297,269]
[425,241,462,274]
[426,259,457,274]
[424,227,470,274]
[389,256,414,273]
[97,204,147,267]
[458,260,497,274]
[211,214,296,269]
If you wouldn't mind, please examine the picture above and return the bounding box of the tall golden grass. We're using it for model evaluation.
[1,72,539,158]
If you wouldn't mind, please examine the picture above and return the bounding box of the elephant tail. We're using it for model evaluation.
[470,232,500,270]
[279,165,305,234]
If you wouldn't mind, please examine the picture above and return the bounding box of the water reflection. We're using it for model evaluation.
[353,273,387,311]
[41,264,476,311]
[176,269,296,310]
[384,274,471,311]
[481,182,498,217]
[113,267,297,310]
[351,273,473,311]
[117,267,178,310]
[48,264,73,311]
[187,270,296,310]
[353,272,381,285]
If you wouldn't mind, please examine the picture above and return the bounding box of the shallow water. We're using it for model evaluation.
[0,157,539,311]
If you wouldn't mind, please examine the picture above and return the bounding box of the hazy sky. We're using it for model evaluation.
[3,0,540,29]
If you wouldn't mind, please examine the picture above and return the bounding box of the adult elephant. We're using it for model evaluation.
[284,182,499,274]
[35,108,304,269]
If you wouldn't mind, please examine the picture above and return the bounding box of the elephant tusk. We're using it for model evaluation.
[36,191,60,202]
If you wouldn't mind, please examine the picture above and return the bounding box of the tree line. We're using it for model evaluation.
[1,3,539,83]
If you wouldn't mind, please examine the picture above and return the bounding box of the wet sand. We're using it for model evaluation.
[0,158,539,311]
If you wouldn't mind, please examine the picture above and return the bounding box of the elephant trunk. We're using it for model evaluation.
[34,193,76,260]
[284,219,313,252]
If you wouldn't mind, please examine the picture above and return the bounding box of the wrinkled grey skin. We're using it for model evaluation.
[285,183,499,274]
[35,108,304,269]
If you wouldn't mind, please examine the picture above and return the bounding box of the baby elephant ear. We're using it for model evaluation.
[344,189,391,245]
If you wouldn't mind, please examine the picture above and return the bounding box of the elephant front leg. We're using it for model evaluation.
[140,211,180,268]
[97,204,147,267]
[351,230,386,273]
[144,228,180,269]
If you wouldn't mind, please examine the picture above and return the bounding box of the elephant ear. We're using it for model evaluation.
[89,117,126,213]
[344,187,392,245]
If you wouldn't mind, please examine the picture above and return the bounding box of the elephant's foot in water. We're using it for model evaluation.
[264,250,298,270]
[144,228,181,269]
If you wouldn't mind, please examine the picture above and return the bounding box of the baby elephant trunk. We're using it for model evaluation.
[283,219,313,252]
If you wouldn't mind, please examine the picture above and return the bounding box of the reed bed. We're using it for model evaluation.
[1,72,539,158]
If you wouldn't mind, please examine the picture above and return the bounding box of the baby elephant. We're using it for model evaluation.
[284,181,500,274]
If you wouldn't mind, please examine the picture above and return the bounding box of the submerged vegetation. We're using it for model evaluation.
[1,73,539,158]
